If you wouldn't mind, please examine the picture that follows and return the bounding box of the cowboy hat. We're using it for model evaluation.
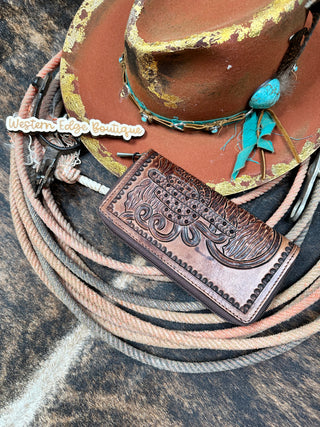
[60,0,320,195]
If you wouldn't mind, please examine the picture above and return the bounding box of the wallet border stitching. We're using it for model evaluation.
[100,151,297,323]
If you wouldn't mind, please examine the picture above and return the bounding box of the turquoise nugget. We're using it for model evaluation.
[249,78,281,109]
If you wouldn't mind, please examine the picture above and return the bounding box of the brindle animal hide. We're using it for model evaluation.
[0,2,319,426]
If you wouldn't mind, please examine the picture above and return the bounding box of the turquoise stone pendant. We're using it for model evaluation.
[249,78,281,109]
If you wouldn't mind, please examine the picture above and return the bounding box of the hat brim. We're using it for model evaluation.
[60,0,320,195]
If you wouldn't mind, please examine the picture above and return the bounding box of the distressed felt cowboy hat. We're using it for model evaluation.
[60,0,320,195]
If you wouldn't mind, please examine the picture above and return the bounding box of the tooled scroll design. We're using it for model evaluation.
[119,164,281,269]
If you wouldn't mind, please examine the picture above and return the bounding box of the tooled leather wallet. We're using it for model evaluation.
[99,150,299,325]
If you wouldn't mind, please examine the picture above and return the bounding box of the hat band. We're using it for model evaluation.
[120,60,248,134]
[121,3,320,133]
[120,4,319,179]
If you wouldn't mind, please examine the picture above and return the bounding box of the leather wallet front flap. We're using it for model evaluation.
[99,150,299,325]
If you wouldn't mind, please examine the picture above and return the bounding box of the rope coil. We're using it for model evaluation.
[8,51,320,373]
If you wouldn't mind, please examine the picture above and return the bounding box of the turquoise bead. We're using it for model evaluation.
[249,78,280,109]
[210,126,219,134]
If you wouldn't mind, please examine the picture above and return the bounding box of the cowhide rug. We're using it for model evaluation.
[0,1,319,426]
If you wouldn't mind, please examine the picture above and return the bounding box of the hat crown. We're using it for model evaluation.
[135,0,273,42]
[124,0,307,120]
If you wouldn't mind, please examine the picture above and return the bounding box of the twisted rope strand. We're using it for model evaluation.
[266,159,310,227]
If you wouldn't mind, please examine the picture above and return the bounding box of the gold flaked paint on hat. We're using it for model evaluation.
[60,0,320,195]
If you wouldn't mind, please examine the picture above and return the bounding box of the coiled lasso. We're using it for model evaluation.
[8,51,320,373]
